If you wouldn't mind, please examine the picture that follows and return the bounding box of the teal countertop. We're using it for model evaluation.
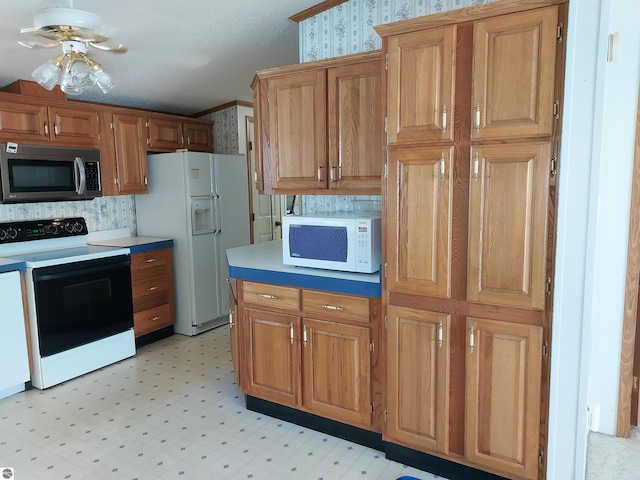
[227,240,381,298]
[88,236,174,254]
[0,258,26,274]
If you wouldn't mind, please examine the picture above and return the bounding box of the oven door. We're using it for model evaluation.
[32,255,133,357]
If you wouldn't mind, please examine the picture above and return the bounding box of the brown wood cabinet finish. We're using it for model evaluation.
[110,113,149,195]
[130,249,176,338]
[387,147,453,299]
[377,2,565,478]
[147,116,213,152]
[386,26,456,145]
[252,52,383,194]
[237,280,381,431]
[471,7,558,141]
[467,143,551,310]
[385,305,450,454]
[0,98,99,147]
[465,316,543,479]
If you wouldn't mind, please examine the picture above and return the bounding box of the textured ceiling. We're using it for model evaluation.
[0,0,320,115]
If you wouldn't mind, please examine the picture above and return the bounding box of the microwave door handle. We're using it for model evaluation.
[74,157,86,195]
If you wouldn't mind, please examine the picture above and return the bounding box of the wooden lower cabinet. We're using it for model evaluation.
[245,308,301,407]
[130,248,176,338]
[465,316,543,479]
[385,305,450,454]
[238,280,378,431]
[229,279,241,389]
[302,318,371,427]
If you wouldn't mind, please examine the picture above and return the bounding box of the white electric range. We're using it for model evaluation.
[0,217,136,389]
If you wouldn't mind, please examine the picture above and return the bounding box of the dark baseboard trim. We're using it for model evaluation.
[385,443,507,480]
[135,326,174,348]
[245,395,385,452]
[246,395,508,480]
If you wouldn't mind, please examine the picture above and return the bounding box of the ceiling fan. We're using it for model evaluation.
[19,6,127,95]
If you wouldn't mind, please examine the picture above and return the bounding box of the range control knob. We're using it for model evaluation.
[45,224,59,235]
[64,222,74,233]
[0,228,6,241]
[73,221,83,233]
[6,227,17,239]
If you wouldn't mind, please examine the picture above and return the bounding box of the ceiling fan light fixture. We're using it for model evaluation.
[60,67,83,95]
[30,55,64,91]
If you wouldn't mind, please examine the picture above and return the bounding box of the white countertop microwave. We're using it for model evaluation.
[282,214,381,274]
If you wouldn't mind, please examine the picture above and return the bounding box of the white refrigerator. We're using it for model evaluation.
[135,152,250,335]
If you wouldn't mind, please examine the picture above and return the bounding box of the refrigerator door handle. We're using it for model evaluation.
[216,194,223,235]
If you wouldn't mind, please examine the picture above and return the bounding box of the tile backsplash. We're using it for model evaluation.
[0,196,137,234]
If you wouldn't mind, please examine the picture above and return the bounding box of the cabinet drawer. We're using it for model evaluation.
[303,290,370,323]
[243,281,300,311]
[134,303,173,337]
[131,249,171,282]
[132,275,170,312]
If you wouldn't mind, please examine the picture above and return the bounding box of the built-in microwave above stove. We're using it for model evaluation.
[0,143,102,203]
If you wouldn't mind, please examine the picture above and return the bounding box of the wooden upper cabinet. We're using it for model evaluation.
[111,113,148,195]
[467,143,550,310]
[0,101,48,141]
[471,6,558,140]
[47,105,100,147]
[327,60,383,193]
[253,51,383,194]
[183,120,213,152]
[148,116,183,151]
[148,116,213,152]
[387,147,452,298]
[301,317,371,428]
[0,99,99,147]
[387,26,456,145]
[386,305,450,454]
[465,316,542,479]
[266,69,327,190]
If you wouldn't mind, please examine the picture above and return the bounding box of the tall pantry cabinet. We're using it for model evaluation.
[376,1,567,478]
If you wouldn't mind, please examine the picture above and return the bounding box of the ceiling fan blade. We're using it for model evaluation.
[18,40,59,49]
[20,27,41,34]
[88,42,128,54]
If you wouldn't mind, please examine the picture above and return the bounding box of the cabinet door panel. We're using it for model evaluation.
[467,144,549,309]
[0,102,48,141]
[328,60,383,192]
[385,306,449,454]
[267,70,327,190]
[302,318,371,428]
[387,26,455,145]
[184,121,213,152]
[148,117,183,151]
[388,147,452,298]
[48,106,99,147]
[471,6,558,140]
[112,113,148,194]
[245,309,300,407]
[465,316,542,479]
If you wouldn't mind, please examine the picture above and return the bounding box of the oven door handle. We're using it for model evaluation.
[32,256,130,282]
[74,157,87,195]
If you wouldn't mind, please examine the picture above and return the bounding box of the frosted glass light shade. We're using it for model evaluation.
[31,60,61,91]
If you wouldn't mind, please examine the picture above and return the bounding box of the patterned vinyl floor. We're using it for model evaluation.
[0,326,444,480]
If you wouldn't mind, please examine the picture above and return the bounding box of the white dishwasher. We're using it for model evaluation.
[0,270,30,399]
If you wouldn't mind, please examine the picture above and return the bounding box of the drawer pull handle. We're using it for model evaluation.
[303,324,308,347]
[144,258,157,263]
[322,304,344,311]
[289,322,294,345]
[147,286,159,291]
[150,316,160,322]
[259,293,278,299]
[229,310,234,328]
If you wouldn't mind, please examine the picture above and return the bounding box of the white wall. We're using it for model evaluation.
[549,0,640,479]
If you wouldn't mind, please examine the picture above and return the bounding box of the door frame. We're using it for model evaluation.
[617,84,640,436]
